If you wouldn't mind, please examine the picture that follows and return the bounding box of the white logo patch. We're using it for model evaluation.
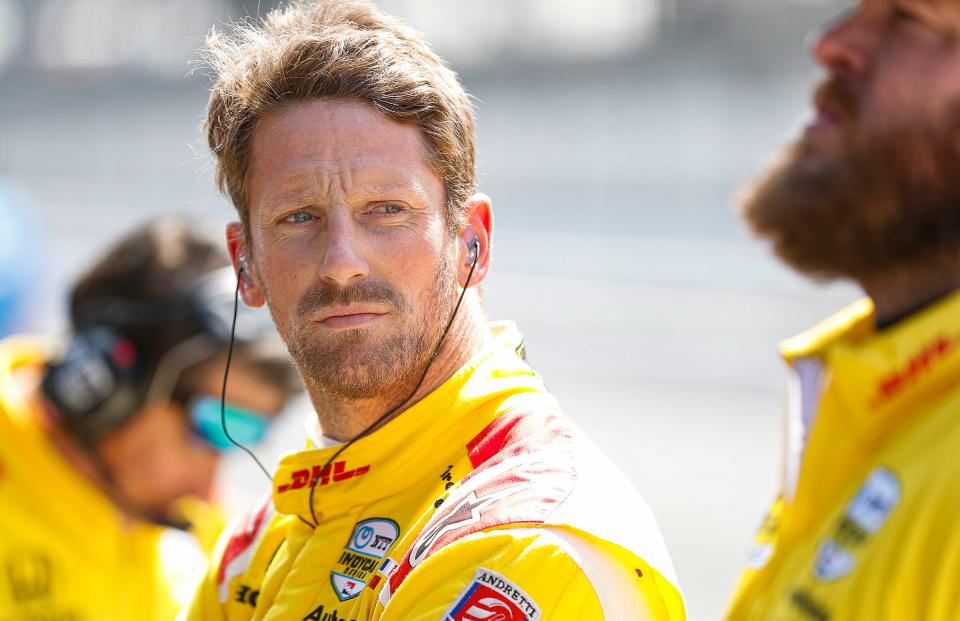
[744,543,774,570]
[812,466,901,583]
[813,540,855,582]
[443,568,541,621]
[846,467,901,534]
[330,518,399,602]
[330,572,365,601]
[347,518,400,556]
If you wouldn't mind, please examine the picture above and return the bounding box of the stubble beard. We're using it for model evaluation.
[741,77,960,284]
[263,252,458,401]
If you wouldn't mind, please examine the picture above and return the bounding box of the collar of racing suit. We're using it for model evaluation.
[776,289,960,534]
[271,320,537,521]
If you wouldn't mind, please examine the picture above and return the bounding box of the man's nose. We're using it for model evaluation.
[811,8,871,78]
[318,208,370,288]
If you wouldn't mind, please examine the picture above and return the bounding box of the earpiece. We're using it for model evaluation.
[465,234,480,267]
[238,254,254,286]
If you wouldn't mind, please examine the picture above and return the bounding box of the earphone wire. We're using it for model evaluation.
[221,245,480,529]
[303,247,479,527]
[220,273,273,481]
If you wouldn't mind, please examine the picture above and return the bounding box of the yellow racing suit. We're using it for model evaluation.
[0,338,183,620]
[726,293,960,620]
[182,322,686,621]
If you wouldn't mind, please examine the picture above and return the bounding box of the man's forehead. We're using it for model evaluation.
[250,99,441,201]
[254,98,426,159]
[266,160,437,204]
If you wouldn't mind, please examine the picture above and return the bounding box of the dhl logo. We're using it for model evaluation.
[277,460,371,493]
[873,334,958,406]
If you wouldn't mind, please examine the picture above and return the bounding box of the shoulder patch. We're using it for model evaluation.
[465,394,571,471]
[330,517,400,601]
[217,492,274,603]
[388,400,577,594]
[443,567,542,621]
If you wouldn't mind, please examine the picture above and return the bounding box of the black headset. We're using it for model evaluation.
[42,267,274,444]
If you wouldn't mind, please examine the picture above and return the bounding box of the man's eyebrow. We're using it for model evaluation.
[363,181,431,199]
[266,180,430,207]
[900,0,954,22]
[268,186,315,206]
[898,0,941,9]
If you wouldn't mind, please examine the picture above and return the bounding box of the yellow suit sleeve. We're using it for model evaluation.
[178,496,284,621]
[176,513,245,621]
[926,509,960,620]
[381,525,684,621]
[176,554,226,621]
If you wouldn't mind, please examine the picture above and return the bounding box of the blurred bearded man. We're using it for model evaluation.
[726,3,960,620]
[181,1,686,620]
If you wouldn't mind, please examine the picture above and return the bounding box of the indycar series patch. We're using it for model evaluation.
[331,518,399,601]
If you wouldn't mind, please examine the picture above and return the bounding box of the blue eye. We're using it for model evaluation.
[286,212,314,224]
[375,203,405,215]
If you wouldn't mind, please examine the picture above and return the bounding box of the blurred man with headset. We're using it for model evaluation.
[727,2,960,619]
[0,216,301,619]
[181,1,686,620]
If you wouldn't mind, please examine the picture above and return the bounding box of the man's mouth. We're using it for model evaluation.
[314,305,389,329]
[811,100,842,129]
[806,77,857,135]
[801,90,852,158]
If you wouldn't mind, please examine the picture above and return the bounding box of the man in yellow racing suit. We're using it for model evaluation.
[727,295,960,620]
[724,2,960,619]
[183,0,686,618]
[0,338,182,620]
[0,219,299,620]
[183,323,684,620]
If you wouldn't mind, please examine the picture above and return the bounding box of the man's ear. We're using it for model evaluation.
[226,222,266,308]
[457,194,493,288]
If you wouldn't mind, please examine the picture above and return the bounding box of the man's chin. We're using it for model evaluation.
[135,503,184,526]
[802,112,848,152]
[294,340,419,399]
[311,362,413,400]
[787,133,846,177]
[740,143,852,280]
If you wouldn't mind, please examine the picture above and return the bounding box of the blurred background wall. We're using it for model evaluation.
[0,0,855,617]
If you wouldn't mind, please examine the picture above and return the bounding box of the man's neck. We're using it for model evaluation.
[861,260,960,330]
[308,299,491,442]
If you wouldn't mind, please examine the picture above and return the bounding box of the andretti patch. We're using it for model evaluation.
[443,568,541,621]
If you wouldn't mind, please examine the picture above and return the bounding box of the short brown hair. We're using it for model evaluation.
[202,0,476,232]
[70,216,228,336]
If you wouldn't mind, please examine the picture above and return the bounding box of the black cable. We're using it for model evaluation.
[221,247,480,529]
[220,274,273,481]
[304,250,479,527]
